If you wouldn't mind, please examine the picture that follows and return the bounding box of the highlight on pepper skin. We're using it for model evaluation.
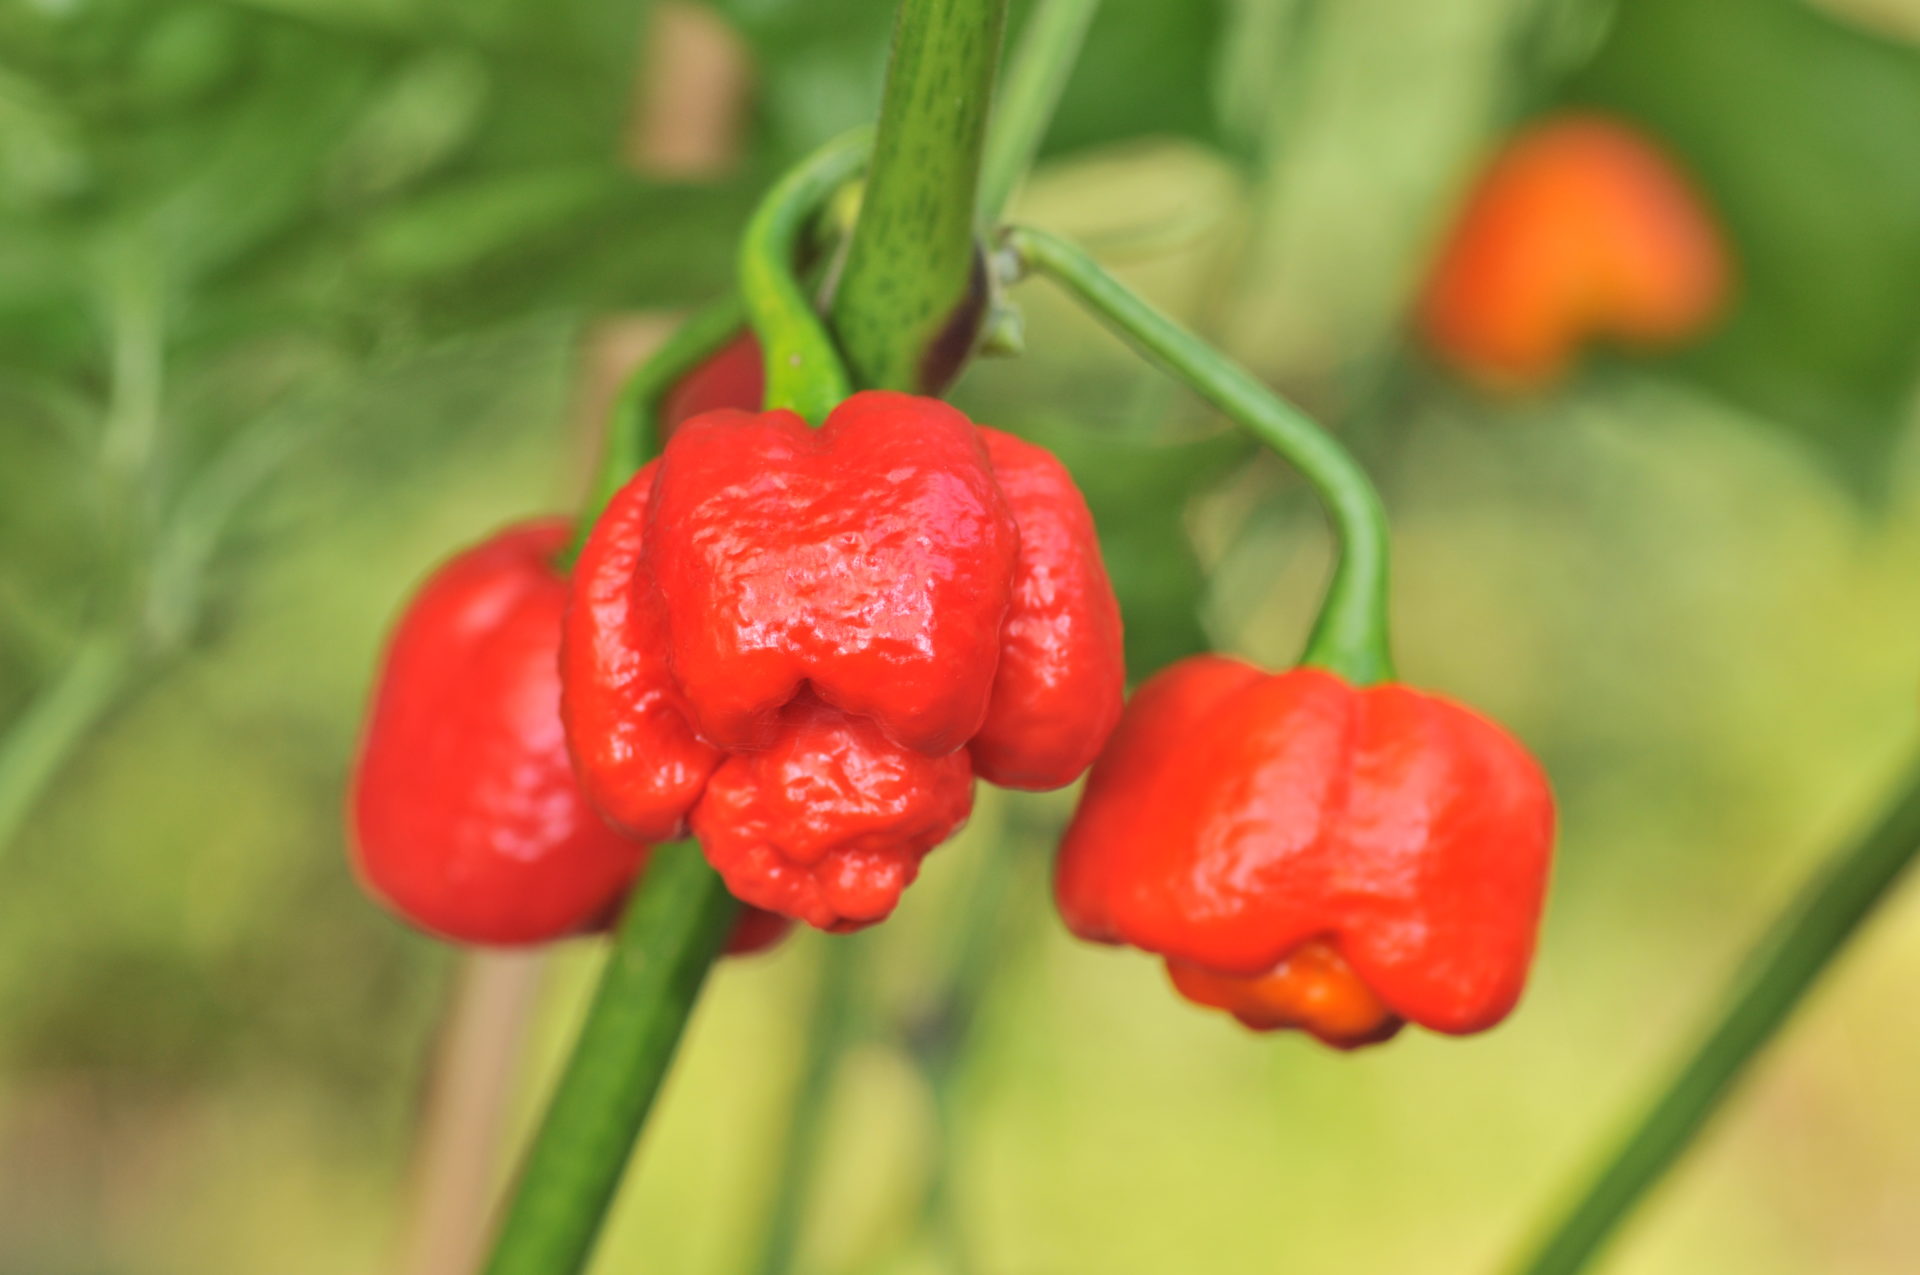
[1055,656,1555,1049]
[562,389,1126,931]
[1417,112,1732,390]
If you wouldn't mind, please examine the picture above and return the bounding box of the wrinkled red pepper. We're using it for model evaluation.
[644,391,1022,755]
[690,696,975,930]
[968,426,1124,789]
[351,521,785,951]
[561,461,723,842]
[1056,657,1554,1047]
[564,389,1124,929]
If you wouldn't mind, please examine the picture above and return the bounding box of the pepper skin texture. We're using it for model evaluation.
[1056,657,1554,1047]
[645,391,1020,755]
[562,460,724,841]
[969,427,1125,790]
[351,522,649,945]
[566,394,1119,931]
[690,697,975,931]
[1418,113,1729,389]
[662,331,764,435]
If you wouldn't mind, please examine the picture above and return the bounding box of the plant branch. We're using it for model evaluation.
[1005,224,1394,685]
[829,0,1009,393]
[480,843,737,1275]
[1509,754,1920,1275]
[740,129,870,422]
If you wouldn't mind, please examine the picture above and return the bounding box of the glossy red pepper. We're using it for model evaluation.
[1419,113,1729,389]
[690,696,975,930]
[351,521,785,952]
[1056,657,1554,1047]
[561,461,723,842]
[564,390,1124,930]
[645,390,1022,755]
[969,427,1125,790]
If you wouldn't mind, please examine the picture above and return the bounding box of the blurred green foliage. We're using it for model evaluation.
[1568,0,1920,484]
[2,0,1919,1272]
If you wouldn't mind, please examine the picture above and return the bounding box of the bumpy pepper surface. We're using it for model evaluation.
[968,427,1125,790]
[1056,657,1554,1048]
[352,521,784,952]
[691,696,975,930]
[1419,113,1728,389]
[644,390,1022,755]
[561,460,724,843]
[564,389,1124,929]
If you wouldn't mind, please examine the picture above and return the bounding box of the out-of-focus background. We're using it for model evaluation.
[3,0,1919,1271]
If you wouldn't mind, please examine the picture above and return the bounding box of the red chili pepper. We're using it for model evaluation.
[690,696,975,930]
[1419,113,1729,389]
[644,390,1022,755]
[564,390,1124,930]
[351,521,784,951]
[561,461,723,842]
[969,427,1125,790]
[1056,657,1554,1048]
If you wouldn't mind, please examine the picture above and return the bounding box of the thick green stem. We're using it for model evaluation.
[978,0,1102,222]
[481,844,737,1275]
[830,0,1008,392]
[740,129,869,421]
[1510,756,1920,1275]
[1006,225,1394,684]
[567,293,748,562]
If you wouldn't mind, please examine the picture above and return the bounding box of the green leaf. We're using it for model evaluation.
[1036,0,1229,154]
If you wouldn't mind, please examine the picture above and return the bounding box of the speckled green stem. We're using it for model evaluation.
[739,129,869,422]
[829,0,1007,392]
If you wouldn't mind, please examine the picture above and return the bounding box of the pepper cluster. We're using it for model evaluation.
[348,145,1565,1050]
[350,352,1124,948]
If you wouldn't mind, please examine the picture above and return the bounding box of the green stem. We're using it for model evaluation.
[746,936,864,1275]
[909,834,1030,1271]
[1510,757,1920,1275]
[740,129,870,422]
[1006,225,1394,685]
[830,0,1008,393]
[978,0,1102,223]
[481,844,737,1275]
[574,293,747,553]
